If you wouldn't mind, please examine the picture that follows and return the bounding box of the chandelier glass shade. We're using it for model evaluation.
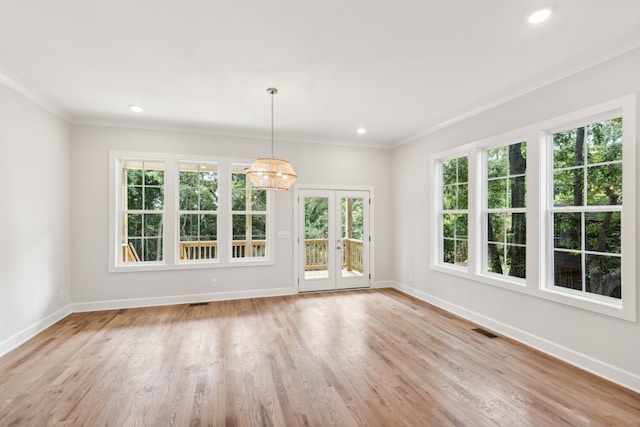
[247,88,297,191]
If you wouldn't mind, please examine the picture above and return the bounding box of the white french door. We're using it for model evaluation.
[297,189,370,292]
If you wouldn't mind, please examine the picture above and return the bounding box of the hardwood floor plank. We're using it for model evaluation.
[0,289,638,426]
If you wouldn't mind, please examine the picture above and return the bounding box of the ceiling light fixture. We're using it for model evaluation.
[129,105,144,113]
[357,128,367,134]
[247,88,297,191]
[528,8,552,24]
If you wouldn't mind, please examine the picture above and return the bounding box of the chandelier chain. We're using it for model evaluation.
[271,89,275,158]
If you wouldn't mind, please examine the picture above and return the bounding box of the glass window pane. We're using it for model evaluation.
[455,214,467,239]
[442,214,455,238]
[554,251,582,291]
[232,214,246,240]
[585,212,621,254]
[458,184,468,210]
[232,173,247,211]
[127,239,142,261]
[487,243,504,274]
[457,157,468,183]
[553,128,585,169]
[554,169,584,206]
[509,176,526,208]
[127,186,143,210]
[553,213,582,250]
[142,237,163,262]
[144,187,164,210]
[587,118,623,164]
[127,214,142,237]
[180,171,198,187]
[443,160,457,185]
[252,214,267,240]
[487,147,507,178]
[144,214,163,238]
[252,189,267,211]
[179,214,199,241]
[443,239,455,264]
[199,214,217,241]
[455,239,468,266]
[180,187,199,210]
[585,254,621,299]
[200,188,218,211]
[507,245,526,278]
[305,197,329,239]
[442,185,456,210]
[511,213,526,245]
[144,168,164,186]
[586,164,622,206]
[488,213,505,243]
[487,179,507,209]
[127,169,142,186]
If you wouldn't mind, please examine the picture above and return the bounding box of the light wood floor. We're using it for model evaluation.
[0,289,638,426]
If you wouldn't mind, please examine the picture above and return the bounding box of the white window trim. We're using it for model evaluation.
[478,137,528,287]
[109,152,275,273]
[430,95,636,322]
[432,153,471,273]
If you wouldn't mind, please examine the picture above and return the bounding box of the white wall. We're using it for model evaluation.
[70,125,392,308]
[391,47,640,391]
[0,83,71,355]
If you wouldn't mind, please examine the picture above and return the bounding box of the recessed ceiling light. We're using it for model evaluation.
[129,105,144,113]
[528,8,552,24]
[357,128,367,135]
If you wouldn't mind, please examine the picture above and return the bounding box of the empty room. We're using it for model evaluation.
[1,1,640,425]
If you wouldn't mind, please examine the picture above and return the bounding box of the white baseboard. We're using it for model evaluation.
[72,287,296,312]
[373,280,394,289]
[392,281,640,393]
[0,304,73,358]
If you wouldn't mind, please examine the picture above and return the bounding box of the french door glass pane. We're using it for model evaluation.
[341,198,364,278]
[304,197,329,279]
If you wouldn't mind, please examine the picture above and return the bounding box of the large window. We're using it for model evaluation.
[119,160,165,264]
[550,118,623,299]
[178,163,218,261]
[111,155,273,270]
[484,142,526,279]
[231,166,268,259]
[431,96,636,320]
[440,156,468,267]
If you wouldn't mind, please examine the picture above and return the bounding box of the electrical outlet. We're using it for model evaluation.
[210,279,217,287]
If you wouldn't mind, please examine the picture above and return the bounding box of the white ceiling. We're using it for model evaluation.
[1,1,639,148]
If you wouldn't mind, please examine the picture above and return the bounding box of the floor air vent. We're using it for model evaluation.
[472,328,499,339]
[189,302,209,307]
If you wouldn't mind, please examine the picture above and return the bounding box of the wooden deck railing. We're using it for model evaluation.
[304,238,363,273]
[129,239,361,271]
[178,240,266,260]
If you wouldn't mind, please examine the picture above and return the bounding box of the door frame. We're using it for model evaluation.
[293,184,375,293]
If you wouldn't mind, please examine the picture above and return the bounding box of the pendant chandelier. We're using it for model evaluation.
[247,88,297,191]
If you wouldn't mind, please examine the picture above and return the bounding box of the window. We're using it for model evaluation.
[111,154,273,271]
[549,118,623,299]
[119,160,165,264]
[440,156,468,267]
[231,166,268,259]
[178,163,218,261]
[431,95,635,320]
[484,142,526,279]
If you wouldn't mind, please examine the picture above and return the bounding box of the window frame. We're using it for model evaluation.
[430,95,636,321]
[109,152,275,272]
[541,106,635,318]
[176,161,220,265]
[436,154,470,272]
[480,139,528,286]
